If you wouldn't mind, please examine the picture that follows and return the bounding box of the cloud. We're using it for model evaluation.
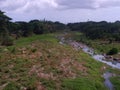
[1,0,120,22]
[0,0,58,13]
[1,0,120,13]
[56,0,120,9]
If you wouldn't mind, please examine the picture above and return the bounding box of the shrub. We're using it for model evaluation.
[107,48,118,55]
[1,36,14,46]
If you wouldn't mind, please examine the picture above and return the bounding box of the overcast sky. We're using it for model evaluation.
[1,0,120,23]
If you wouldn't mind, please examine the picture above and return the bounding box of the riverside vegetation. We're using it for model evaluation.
[70,32,120,90]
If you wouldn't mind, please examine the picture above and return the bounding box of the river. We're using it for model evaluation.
[82,46,120,69]
[58,35,120,90]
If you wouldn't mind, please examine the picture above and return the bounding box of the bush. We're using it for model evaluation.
[107,48,118,55]
[1,36,14,46]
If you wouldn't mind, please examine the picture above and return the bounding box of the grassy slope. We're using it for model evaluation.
[0,34,108,90]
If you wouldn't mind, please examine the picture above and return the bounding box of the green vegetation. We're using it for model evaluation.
[1,36,14,46]
[88,40,120,54]
[67,32,120,90]
[0,10,67,46]
[0,10,120,90]
[107,48,118,55]
[0,34,108,90]
[72,32,120,55]
[61,52,106,90]
[15,34,58,46]
[68,21,120,41]
[0,10,13,46]
[62,78,106,90]
[3,82,20,90]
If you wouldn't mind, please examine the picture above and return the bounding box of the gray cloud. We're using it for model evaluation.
[1,0,120,13]
[0,0,58,12]
[56,0,94,9]
[56,0,120,9]
[1,0,120,22]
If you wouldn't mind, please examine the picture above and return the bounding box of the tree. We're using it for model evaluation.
[107,48,118,55]
[0,10,11,29]
[0,10,13,46]
[67,21,120,41]
[29,20,44,34]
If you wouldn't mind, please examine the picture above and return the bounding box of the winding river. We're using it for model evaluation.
[58,35,120,90]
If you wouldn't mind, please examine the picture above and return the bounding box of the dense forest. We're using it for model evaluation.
[68,21,120,41]
[0,10,120,46]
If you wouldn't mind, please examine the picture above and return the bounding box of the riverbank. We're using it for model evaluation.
[58,33,120,90]
[59,34,120,70]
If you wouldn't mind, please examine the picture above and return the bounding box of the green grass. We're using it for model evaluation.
[61,78,107,90]
[3,82,20,90]
[0,33,113,90]
[15,34,58,46]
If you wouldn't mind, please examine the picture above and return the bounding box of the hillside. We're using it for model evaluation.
[0,33,112,90]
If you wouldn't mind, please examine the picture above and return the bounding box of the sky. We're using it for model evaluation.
[0,0,120,23]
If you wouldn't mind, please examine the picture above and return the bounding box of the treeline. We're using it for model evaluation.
[9,20,67,37]
[0,10,67,46]
[68,21,120,41]
[1,10,120,46]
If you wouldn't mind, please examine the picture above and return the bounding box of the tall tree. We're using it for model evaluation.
[0,10,11,28]
[0,10,13,46]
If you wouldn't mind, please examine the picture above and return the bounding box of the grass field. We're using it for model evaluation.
[0,33,117,90]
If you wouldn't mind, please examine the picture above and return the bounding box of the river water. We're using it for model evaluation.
[82,46,120,69]
[103,72,114,90]
[82,46,118,90]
